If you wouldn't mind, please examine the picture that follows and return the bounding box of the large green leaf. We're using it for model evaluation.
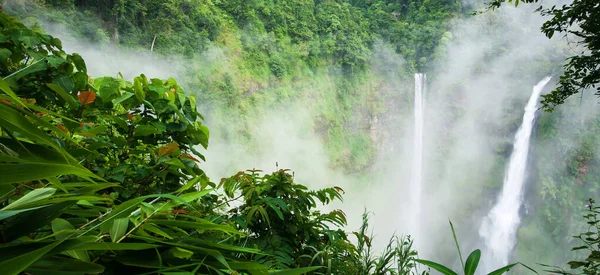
[47,83,78,107]
[19,195,110,209]
[111,92,134,106]
[0,163,95,185]
[69,242,161,251]
[0,206,46,220]
[130,235,230,269]
[0,240,63,275]
[51,218,74,240]
[162,189,212,210]
[415,259,459,275]
[182,237,262,254]
[175,176,202,193]
[52,75,75,94]
[464,249,481,275]
[268,266,324,275]
[95,77,120,102]
[97,196,146,233]
[3,58,47,81]
[0,201,74,242]
[25,256,104,275]
[146,219,240,234]
[110,218,130,242]
[487,263,518,275]
[70,53,87,73]
[0,103,60,149]
[0,78,26,106]
[141,223,173,239]
[2,188,56,210]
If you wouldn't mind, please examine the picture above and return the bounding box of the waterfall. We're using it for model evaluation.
[413,73,425,236]
[478,76,552,271]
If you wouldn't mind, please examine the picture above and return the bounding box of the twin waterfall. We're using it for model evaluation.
[478,77,552,270]
[413,73,425,237]
[411,74,551,270]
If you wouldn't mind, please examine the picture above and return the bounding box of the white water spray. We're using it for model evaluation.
[479,76,552,270]
[413,73,425,236]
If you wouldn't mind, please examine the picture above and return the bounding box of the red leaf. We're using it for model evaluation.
[127,113,134,120]
[1,99,10,105]
[158,142,179,157]
[180,154,200,163]
[56,124,69,133]
[78,91,96,105]
[171,209,187,215]
[333,186,345,194]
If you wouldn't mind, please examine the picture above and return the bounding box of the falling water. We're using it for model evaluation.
[478,76,552,271]
[413,73,425,236]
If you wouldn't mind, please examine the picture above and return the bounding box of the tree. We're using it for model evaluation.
[486,0,600,111]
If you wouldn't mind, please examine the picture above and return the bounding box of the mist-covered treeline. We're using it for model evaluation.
[6,0,465,173]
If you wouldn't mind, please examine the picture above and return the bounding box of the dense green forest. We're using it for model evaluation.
[1,0,600,274]
[8,0,466,172]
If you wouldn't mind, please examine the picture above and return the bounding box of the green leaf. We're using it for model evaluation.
[47,177,67,193]
[0,206,46,221]
[0,103,60,148]
[464,249,481,275]
[95,77,120,102]
[111,92,134,106]
[0,163,95,185]
[197,125,210,149]
[163,189,212,210]
[166,121,188,132]
[3,59,47,81]
[0,240,63,275]
[415,259,459,275]
[25,256,103,275]
[165,247,194,259]
[53,75,75,94]
[0,184,14,199]
[70,53,87,73]
[47,56,66,68]
[487,263,518,275]
[2,188,56,210]
[73,71,88,91]
[110,218,130,242]
[175,176,202,193]
[141,223,173,239]
[0,78,26,106]
[269,266,324,275]
[69,242,160,251]
[133,125,160,137]
[146,219,240,234]
[266,200,284,220]
[98,197,145,233]
[133,77,145,102]
[47,83,78,107]
[0,49,11,63]
[0,201,74,242]
[21,195,110,208]
[183,237,262,254]
[51,218,75,240]
[449,220,465,271]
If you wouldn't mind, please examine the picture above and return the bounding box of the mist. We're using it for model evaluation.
[9,0,594,273]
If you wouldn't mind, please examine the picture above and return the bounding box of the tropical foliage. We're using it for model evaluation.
[0,11,430,274]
